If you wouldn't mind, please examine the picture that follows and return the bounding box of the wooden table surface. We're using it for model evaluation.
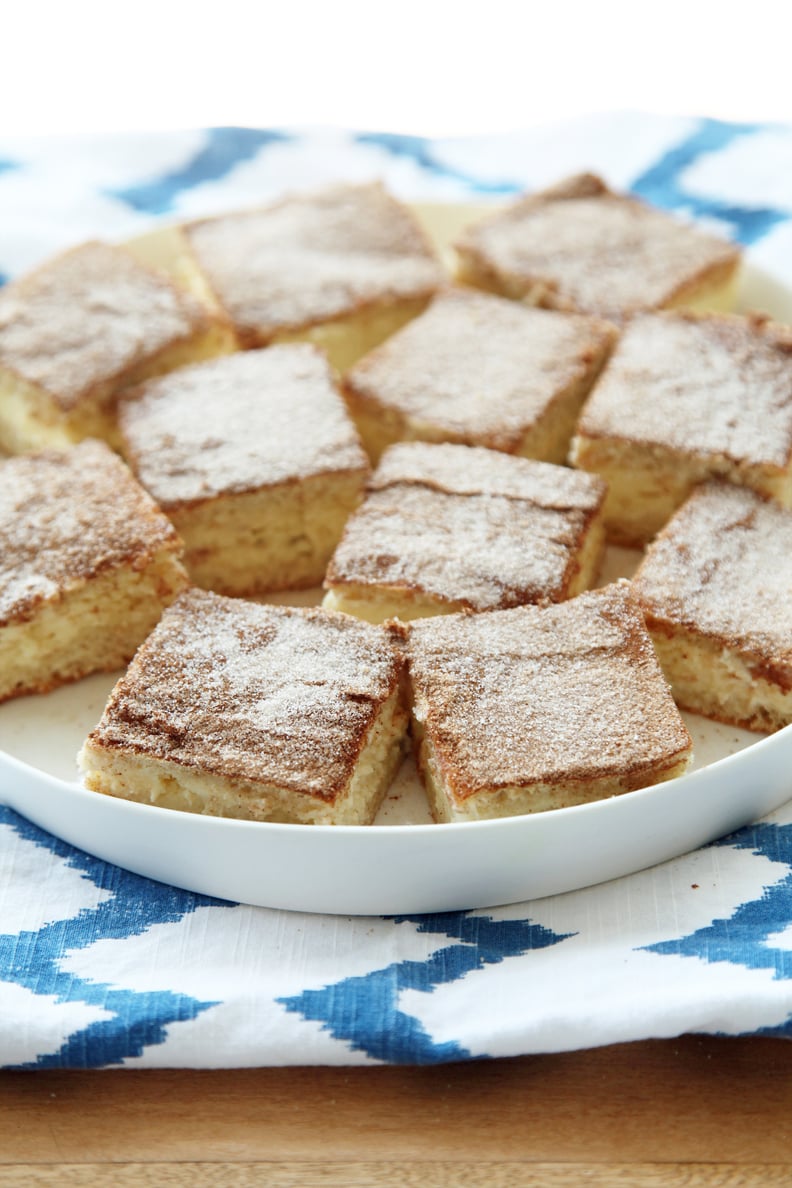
[0,1034,790,1185]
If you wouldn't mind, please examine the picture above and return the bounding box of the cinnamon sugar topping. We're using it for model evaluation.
[633,482,792,677]
[0,242,209,409]
[406,583,691,797]
[120,346,368,507]
[370,440,606,505]
[327,443,605,609]
[456,173,739,319]
[344,287,616,451]
[0,440,182,626]
[577,313,792,467]
[184,182,443,340]
[86,590,403,798]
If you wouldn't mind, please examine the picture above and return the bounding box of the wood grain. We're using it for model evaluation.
[1,1165,792,1186]
[1,1036,790,1184]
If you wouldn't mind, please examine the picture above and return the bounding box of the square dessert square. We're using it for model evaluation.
[179,181,445,371]
[342,286,616,463]
[0,241,234,453]
[403,582,692,822]
[632,482,792,733]
[569,311,792,545]
[455,172,740,321]
[323,441,606,622]
[79,590,409,825]
[0,439,188,703]
[119,345,370,595]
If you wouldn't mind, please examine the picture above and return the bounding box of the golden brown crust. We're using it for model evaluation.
[0,242,212,411]
[342,286,617,452]
[575,311,792,469]
[0,440,183,627]
[405,582,692,801]
[84,590,405,801]
[119,345,369,510]
[182,182,444,345]
[632,481,792,691]
[455,173,740,320]
[325,442,606,610]
[529,172,612,202]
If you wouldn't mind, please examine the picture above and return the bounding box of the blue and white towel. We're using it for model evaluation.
[2,113,792,1068]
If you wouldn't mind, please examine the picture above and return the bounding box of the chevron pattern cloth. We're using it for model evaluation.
[2,114,792,1067]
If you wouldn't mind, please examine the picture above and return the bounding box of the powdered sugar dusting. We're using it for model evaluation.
[328,443,605,609]
[407,583,691,795]
[0,440,182,625]
[184,182,443,339]
[457,173,739,319]
[578,313,792,466]
[344,287,615,451]
[0,242,209,410]
[633,482,792,671]
[372,441,606,506]
[120,346,369,506]
[87,590,403,797]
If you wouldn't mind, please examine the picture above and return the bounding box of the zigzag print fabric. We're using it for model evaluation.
[1,114,792,1066]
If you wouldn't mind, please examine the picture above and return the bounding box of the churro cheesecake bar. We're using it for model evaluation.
[403,582,692,822]
[342,286,616,463]
[179,181,445,371]
[455,173,740,321]
[570,311,792,545]
[632,482,792,733]
[119,345,369,595]
[0,241,233,453]
[79,591,408,825]
[323,442,606,622]
[0,440,188,703]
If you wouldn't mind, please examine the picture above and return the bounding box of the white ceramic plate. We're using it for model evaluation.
[1,205,791,915]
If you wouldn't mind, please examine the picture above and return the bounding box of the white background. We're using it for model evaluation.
[1,0,791,138]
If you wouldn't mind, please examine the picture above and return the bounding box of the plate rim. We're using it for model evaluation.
[2,219,791,912]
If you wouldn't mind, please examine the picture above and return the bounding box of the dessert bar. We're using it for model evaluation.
[403,583,692,821]
[180,181,444,370]
[0,241,232,452]
[342,286,616,463]
[455,172,740,321]
[570,311,792,545]
[323,441,606,622]
[0,440,188,702]
[120,345,369,594]
[633,482,792,732]
[79,591,409,825]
